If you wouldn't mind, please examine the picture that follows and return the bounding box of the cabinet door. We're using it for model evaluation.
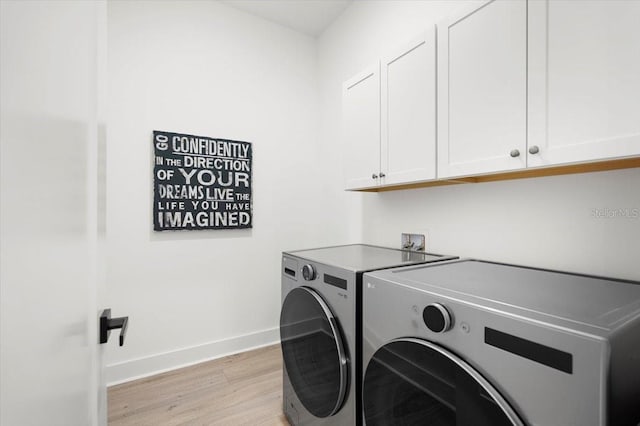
[343,64,381,190]
[528,0,640,167]
[381,29,437,186]
[437,0,527,179]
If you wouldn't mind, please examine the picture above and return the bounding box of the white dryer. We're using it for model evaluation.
[362,259,640,425]
[280,244,457,425]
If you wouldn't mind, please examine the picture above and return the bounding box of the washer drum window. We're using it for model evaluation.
[280,287,349,418]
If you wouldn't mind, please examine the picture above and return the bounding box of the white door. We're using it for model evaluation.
[437,0,527,179]
[343,64,381,190]
[528,0,640,167]
[381,29,437,186]
[1,1,108,425]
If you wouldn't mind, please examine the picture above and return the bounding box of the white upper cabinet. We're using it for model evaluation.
[343,30,437,190]
[342,0,639,191]
[527,0,640,167]
[381,29,437,185]
[343,64,381,190]
[437,0,527,179]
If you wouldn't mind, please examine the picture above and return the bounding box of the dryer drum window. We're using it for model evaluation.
[279,287,349,418]
[363,339,523,426]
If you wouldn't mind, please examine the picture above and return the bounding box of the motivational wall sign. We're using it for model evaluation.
[153,130,252,231]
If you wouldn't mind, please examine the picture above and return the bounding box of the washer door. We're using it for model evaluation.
[280,287,348,418]
[363,338,523,426]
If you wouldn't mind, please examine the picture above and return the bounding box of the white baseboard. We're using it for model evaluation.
[106,327,280,386]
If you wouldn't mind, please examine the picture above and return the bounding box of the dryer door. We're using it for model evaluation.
[280,286,348,418]
[363,338,523,426]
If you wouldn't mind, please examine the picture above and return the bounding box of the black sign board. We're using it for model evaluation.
[153,130,252,231]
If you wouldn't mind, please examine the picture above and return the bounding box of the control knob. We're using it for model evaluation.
[302,264,316,281]
[423,303,452,333]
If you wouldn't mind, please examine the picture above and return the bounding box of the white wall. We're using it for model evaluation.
[318,0,640,280]
[106,0,353,384]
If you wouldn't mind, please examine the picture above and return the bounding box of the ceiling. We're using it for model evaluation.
[220,0,353,37]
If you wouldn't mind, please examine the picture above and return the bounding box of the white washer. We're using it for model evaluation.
[362,259,640,426]
[280,244,457,425]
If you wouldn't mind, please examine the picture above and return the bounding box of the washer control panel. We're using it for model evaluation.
[302,264,317,281]
[423,303,453,333]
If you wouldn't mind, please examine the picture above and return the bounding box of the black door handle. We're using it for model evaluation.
[100,308,129,346]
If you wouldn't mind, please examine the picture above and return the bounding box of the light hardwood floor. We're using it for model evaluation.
[108,344,289,426]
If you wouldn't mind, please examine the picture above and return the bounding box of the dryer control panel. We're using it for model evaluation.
[423,303,452,333]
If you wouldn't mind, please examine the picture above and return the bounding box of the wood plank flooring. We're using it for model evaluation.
[108,344,289,426]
